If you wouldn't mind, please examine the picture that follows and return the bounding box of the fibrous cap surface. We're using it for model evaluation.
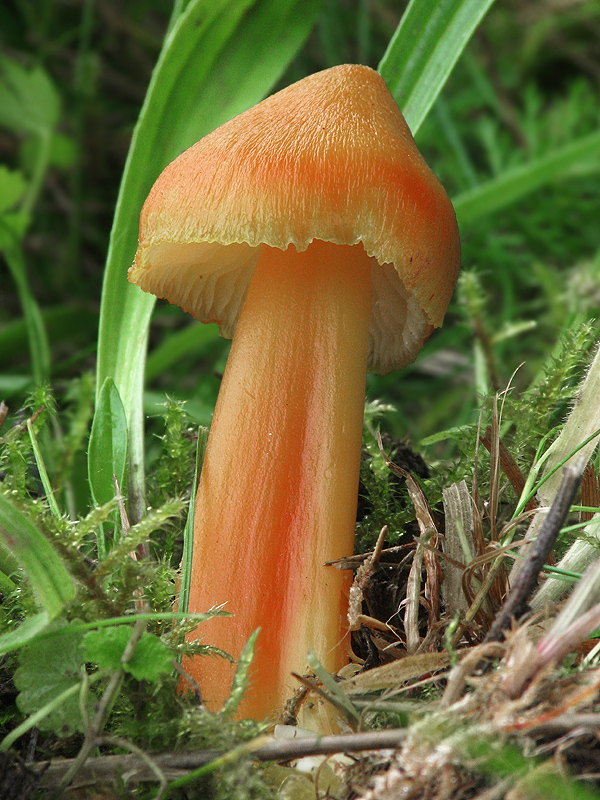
[130,64,460,374]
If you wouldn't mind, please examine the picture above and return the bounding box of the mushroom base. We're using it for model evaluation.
[184,239,372,723]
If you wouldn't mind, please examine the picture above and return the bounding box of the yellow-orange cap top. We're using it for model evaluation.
[129,64,460,374]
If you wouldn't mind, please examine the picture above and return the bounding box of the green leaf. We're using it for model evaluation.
[0,491,76,618]
[0,59,59,218]
[126,633,174,682]
[453,129,600,226]
[378,0,497,134]
[0,166,27,213]
[83,626,173,683]
[0,58,60,136]
[82,625,130,671]
[14,623,88,735]
[96,0,323,524]
[88,377,128,508]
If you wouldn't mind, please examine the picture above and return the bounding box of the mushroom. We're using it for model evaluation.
[129,64,460,722]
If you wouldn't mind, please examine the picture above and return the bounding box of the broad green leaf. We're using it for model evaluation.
[1,681,83,752]
[83,626,173,682]
[0,58,60,136]
[82,625,140,671]
[96,0,323,523]
[13,623,89,736]
[124,633,174,682]
[0,491,76,618]
[0,58,59,219]
[378,0,497,134]
[88,377,128,508]
[453,129,600,226]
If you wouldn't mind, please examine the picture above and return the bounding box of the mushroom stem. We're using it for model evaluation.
[184,239,373,720]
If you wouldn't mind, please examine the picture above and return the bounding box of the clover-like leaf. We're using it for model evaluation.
[14,623,90,735]
[83,626,173,683]
[0,57,60,136]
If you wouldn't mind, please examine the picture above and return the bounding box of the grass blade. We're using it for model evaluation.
[0,612,51,657]
[453,129,600,226]
[27,419,61,519]
[145,323,219,383]
[0,235,50,387]
[378,0,496,134]
[96,0,323,523]
[88,378,128,508]
[88,377,128,559]
[530,343,600,608]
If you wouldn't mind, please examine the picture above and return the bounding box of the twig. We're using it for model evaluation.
[31,729,410,789]
[58,619,147,789]
[484,462,584,645]
[326,543,413,569]
[517,712,600,736]
[13,404,46,435]
[98,735,167,799]
[348,525,388,630]
[162,735,272,796]
[480,425,538,514]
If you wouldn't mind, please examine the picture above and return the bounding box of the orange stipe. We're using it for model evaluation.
[183,240,372,720]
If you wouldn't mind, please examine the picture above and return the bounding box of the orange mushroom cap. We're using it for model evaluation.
[129,64,460,375]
